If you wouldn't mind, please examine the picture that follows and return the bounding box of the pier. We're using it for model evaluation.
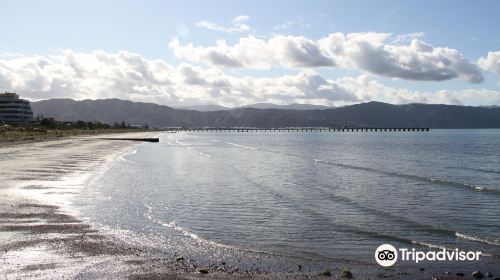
[167,127,430,133]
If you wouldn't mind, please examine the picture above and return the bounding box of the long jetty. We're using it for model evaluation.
[169,127,430,133]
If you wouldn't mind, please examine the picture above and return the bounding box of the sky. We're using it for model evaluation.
[1,0,500,107]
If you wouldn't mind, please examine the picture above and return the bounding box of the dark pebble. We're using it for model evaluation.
[199,269,209,274]
[473,270,484,279]
[341,270,353,278]
[456,272,465,277]
[320,270,331,277]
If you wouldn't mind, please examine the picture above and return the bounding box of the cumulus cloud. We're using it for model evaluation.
[169,35,335,69]
[0,50,498,107]
[196,15,251,33]
[0,50,353,106]
[478,51,500,75]
[0,50,177,102]
[336,75,499,106]
[391,32,425,44]
[170,32,484,83]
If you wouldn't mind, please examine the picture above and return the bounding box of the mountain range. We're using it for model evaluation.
[31,98,500,128]
[173,103,329,111]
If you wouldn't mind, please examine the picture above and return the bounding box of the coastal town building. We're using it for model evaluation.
[0,92,33,124]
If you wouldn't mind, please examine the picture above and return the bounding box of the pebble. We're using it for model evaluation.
[341,270,353,278]
[472,270,484,279]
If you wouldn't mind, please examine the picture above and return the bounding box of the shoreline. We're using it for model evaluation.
[0,128,156,148]
[0,133,161,279]
[0,133,497,279]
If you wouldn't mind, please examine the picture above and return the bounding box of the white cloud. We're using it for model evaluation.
[391,32,425,44]
[273,17,313,31]
[478,51,500,75]
[232,15,250,25]
[196,15,251,33]
[0,50,349,106]
[169,35,335,69]
[170,32,484,83]
[0,50,498,107]
[336,75,500,106]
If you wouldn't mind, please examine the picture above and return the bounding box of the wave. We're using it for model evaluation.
[154,137,500,255]
[143,203,358,263]
[224,158,500,252]
[454,166,500,175]
[225,142,257,150]
[174,139,190,147]
[225,164,426,248]
[186,146,211,158]
[144,203,236,250]
[409,240,494,258]
[313,159,500,196]
[118,157,135,164]
[456,232,500,246]
[118,148,138,163]
[172,139,211,158]
[314,185,457,237]
[411,240,447,250]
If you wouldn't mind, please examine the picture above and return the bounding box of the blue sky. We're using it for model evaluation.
[1,0,500,106]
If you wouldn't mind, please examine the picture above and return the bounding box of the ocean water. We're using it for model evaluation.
[74,130,500,271]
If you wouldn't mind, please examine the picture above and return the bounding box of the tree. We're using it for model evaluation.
[40,118,56,128]
[75,120,86,128]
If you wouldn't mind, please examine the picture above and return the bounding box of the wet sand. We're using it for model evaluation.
[0,133,495,279]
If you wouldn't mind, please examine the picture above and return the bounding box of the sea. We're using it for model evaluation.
[73,129,500,272]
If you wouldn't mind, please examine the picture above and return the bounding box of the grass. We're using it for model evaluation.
[341,264,353,278]
[320,268,332,277]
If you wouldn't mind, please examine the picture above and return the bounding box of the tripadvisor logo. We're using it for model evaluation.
[375,244,398,267]
[375,244,481,267]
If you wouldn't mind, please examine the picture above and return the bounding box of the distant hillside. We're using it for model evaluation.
[239,103,330,110]
[173,104,230,111]
[173,103,329,111]
[32,99,500,128]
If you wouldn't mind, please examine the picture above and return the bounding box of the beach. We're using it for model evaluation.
[1,132,498,280]
[0,133,198,279]
[0,133,326,279]
[0,133,145,278]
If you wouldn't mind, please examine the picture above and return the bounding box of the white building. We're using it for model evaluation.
[0,92,33,124]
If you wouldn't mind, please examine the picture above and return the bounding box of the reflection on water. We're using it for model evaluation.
[74,129,500,271]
